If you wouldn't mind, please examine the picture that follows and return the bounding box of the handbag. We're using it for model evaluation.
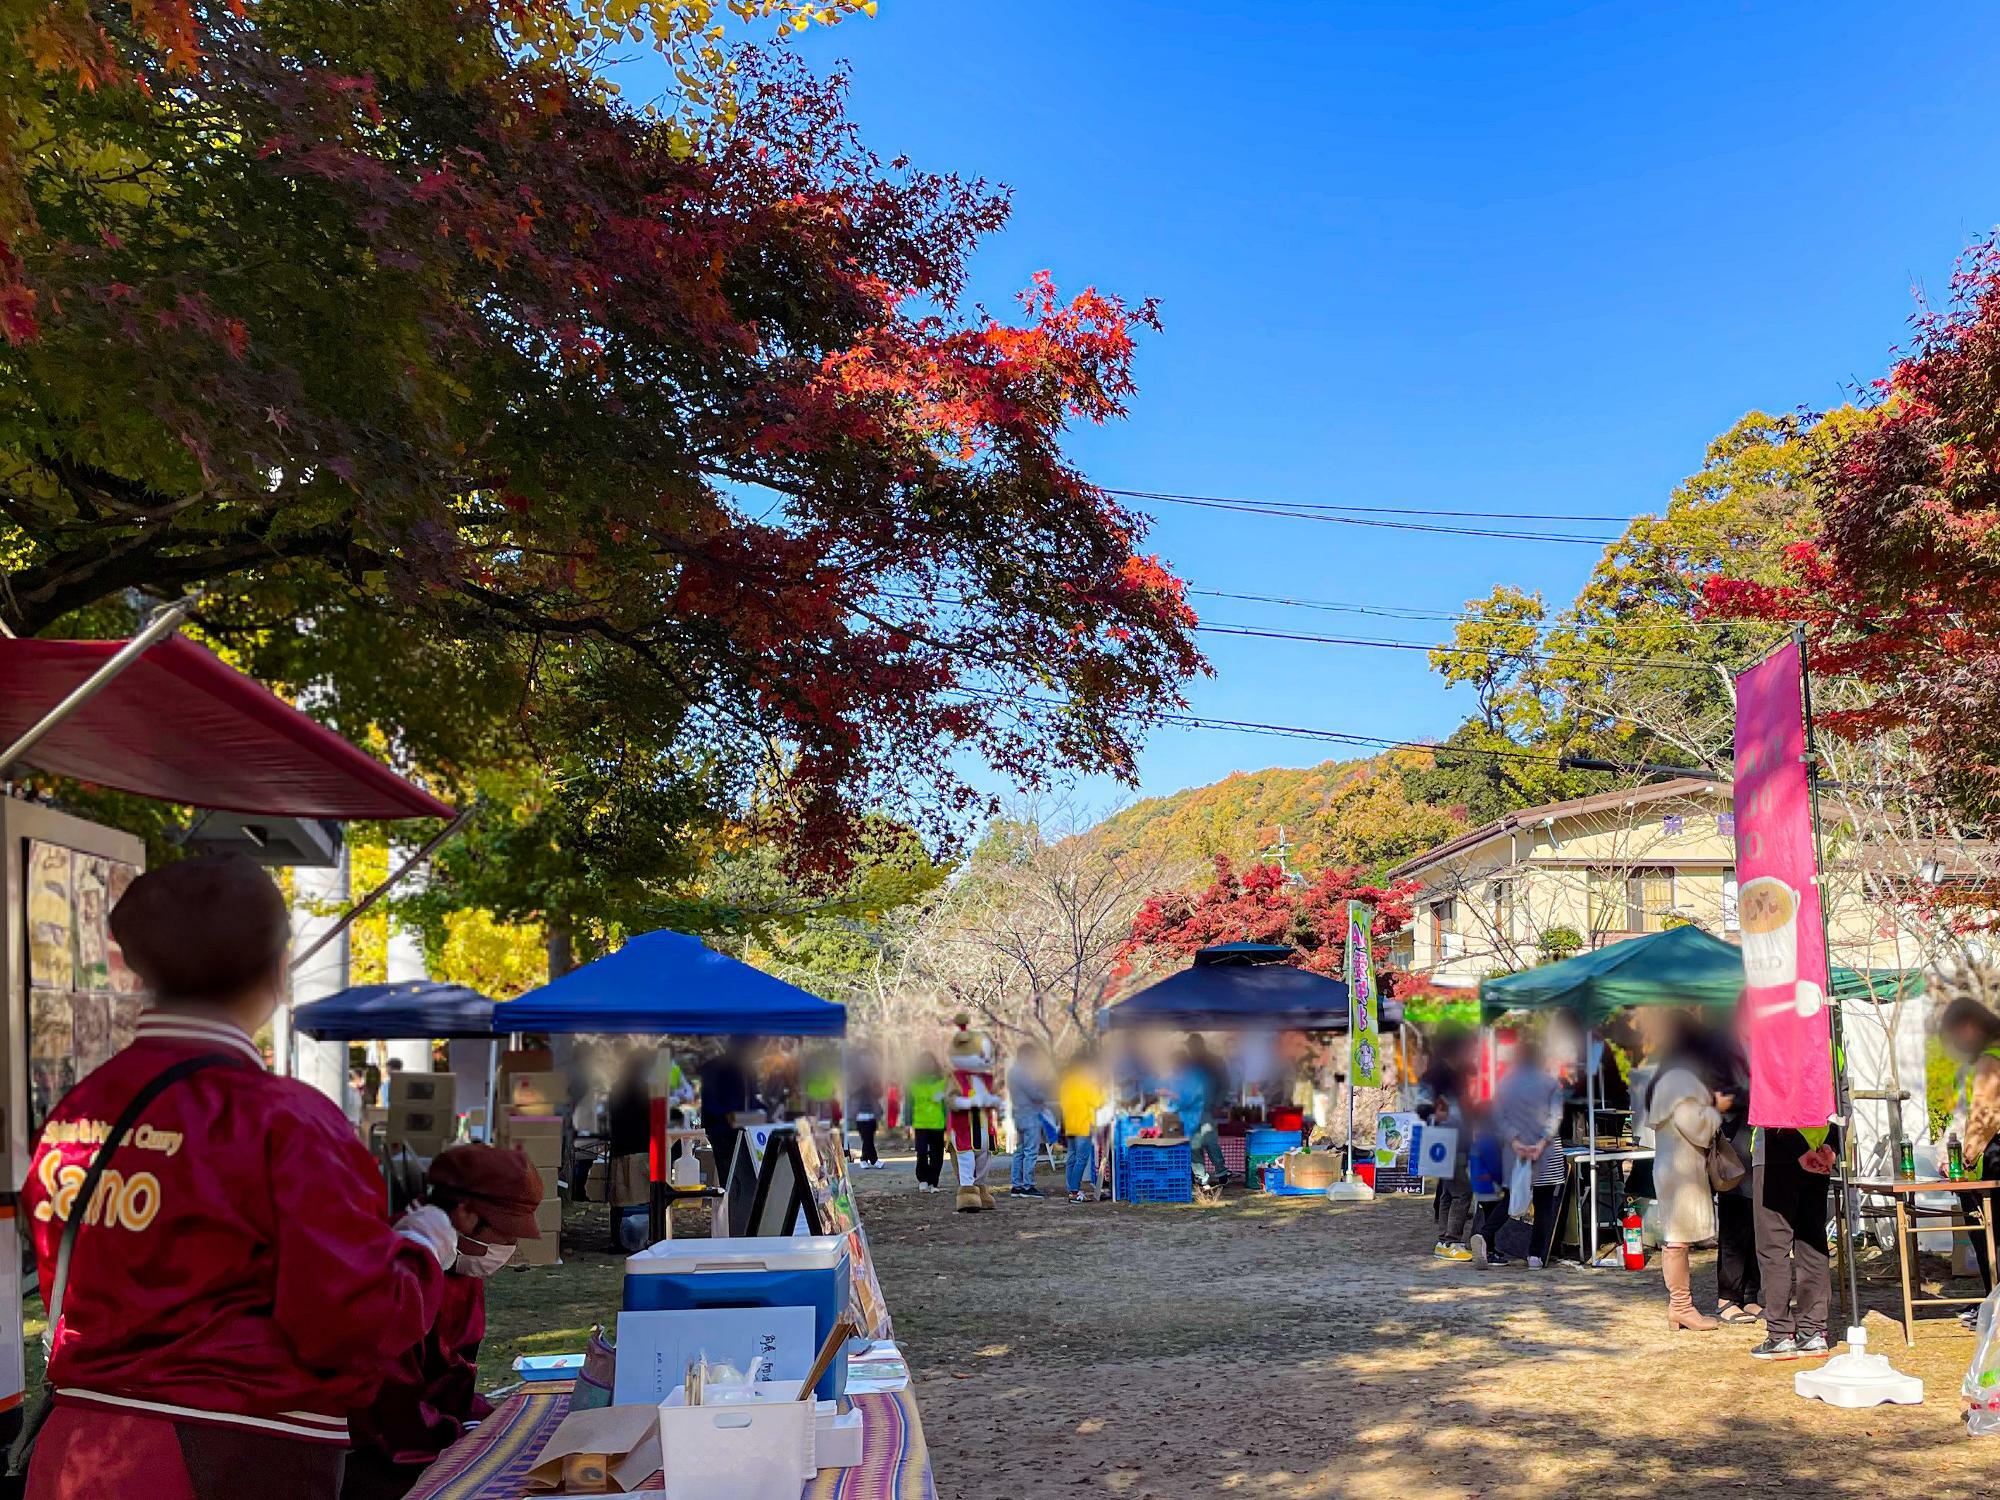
[6,1053,243,1487]
[1673,1115,1747,1193]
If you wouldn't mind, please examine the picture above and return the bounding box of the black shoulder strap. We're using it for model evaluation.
[44,1053,243,1340]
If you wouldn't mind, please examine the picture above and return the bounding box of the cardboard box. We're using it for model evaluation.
[1281,1149,1342,1190]
[515,1134,562,1167]
[499,1046,554,1077]
[533,1199,562,1235]
[388,1072,457,1109]
[518,1232,560,1267]
[389,1104,454,1141]
[503,1112,563,1145]
[508,1071,564,1114]
[389,1131,450,1160]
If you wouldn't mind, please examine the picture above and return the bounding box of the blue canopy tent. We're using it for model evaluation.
[292,980,498,1041]
[499,929,846,1036]
[1099,942,1403,1032]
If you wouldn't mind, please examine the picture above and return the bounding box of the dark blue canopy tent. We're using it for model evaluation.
[292,980,497,1040]
[499,928,846,1036]
[1099,942,1403,1032]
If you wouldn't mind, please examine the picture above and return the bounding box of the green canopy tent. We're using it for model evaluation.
[1478,924,1925,1027]
[1476,924,1925,1265]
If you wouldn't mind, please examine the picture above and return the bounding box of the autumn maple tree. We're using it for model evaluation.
[1116,855,1417,983]
[1702,238,2000,815]
[0,3,1203,897]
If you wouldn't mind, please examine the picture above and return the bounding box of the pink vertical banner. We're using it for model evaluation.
[1733,640,1835,1128]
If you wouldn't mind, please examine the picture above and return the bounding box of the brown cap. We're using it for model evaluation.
[429,1143,545,1239]
[110,854,290,1000]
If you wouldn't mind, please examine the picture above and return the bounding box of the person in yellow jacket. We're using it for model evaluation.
[1058,1052,1106,1202]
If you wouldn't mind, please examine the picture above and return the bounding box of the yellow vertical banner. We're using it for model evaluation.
[1346,901,1380,1087]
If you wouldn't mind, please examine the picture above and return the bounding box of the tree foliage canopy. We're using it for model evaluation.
[1,2,1203,915]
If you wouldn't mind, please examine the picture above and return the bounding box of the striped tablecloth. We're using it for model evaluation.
[406,1384,936,1500]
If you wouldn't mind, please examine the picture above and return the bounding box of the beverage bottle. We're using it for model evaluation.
[1949,1132,1965,1181]
[1897,1139,1916,1180]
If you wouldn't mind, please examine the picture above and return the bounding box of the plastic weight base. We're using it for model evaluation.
[1323,1180,1374,1202]
[1794,1326,1924,1408]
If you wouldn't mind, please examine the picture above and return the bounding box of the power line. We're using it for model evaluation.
[1194,620,1726,673]
[1186,587,1761,635]
[1113,492,1622,545]
[1105,486,1636,524]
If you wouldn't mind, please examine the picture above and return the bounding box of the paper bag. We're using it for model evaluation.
[522,1405,662,1493]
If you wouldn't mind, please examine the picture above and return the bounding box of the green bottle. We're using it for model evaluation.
[1897,1140,1916,1180]
[1948,1133,1965,1181]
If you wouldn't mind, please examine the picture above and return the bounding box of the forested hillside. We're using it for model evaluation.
[1090,750,1463,880]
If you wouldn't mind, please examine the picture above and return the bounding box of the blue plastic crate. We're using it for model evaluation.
[1118,1142,1192,1204]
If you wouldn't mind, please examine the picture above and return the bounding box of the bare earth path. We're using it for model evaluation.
[854,1159,1994,1500]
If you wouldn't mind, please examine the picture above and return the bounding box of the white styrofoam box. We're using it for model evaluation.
[815,1402,863,1469]
[626,1234,848,1276]
[660,1382,815,1499]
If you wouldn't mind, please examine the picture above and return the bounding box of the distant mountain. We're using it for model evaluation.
[1088,751,1466,881]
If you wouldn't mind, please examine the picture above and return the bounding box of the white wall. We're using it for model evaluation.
[290,847,355,1116]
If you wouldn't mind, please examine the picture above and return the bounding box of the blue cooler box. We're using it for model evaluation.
[623,1235,852,1399]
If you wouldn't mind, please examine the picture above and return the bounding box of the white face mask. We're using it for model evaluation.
[454,1236,517,1278]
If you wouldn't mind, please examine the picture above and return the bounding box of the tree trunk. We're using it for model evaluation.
[546,912,574,980]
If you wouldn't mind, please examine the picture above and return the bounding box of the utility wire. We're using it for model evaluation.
[1114,492,1622,545]
[1194,620,1726,673]
[1186,587,1762,635]
[1104,486,1635,524]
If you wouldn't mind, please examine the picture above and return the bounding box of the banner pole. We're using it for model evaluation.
[1798,625,1863,1333]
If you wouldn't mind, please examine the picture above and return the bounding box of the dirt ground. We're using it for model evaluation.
[847,1155,1996,1500]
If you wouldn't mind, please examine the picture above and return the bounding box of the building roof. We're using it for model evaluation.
[1386,776,1730,883]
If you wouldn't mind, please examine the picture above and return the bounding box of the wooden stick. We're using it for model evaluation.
[797,1319,856,1400]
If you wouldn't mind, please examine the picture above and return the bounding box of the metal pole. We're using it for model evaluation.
[288,808,473,973]
[1799,625,1864,1333]
[0,595,199,777]
[1585,1027,1600,1267]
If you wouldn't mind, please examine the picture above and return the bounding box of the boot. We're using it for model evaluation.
[955,1186,983,1213]
[977,1184,997,1210]
[1663,1245,1718,1331]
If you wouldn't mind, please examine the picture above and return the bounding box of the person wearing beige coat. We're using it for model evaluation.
[1648,1059,1726,1331]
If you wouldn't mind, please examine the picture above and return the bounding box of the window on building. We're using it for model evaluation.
[1587,867,1678,933]
[1722,868,1739,933]
[1429,897,1461,960]
[1487,880,1515,943]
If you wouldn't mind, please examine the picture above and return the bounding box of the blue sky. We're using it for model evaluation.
[632,2,2000,817]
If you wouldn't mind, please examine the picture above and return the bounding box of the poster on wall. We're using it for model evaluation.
[1732,639,1836,1128]
[106,860,142,993]
[73,855,112,991]
[27,841,75,990]
[71,992,114,1076]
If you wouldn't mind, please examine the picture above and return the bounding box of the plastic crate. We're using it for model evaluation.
[1219,1134,1247,1178]
[1117,1142,1193,1204]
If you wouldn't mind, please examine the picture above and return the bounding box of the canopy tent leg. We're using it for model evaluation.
[1585,1028,1600,1267]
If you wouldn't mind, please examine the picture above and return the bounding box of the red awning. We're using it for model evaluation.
[0,636,454,821]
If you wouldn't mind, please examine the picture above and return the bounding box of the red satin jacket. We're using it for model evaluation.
[349,1271,490,1465]
[25,1012,443,1446]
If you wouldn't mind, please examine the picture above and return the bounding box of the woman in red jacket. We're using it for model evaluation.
[22,856,454,1500]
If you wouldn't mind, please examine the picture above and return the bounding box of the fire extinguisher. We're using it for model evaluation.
[1620,1206,1646,1270]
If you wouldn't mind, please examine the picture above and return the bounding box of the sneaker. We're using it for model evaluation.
[1433,1242,1473,1263]
[1021,1185,1046,1199]
[1467,1233,1488,1263]
[1527,1256,1544,1270]
[1069,1190,1089,1203]
[1750,1336,1800,1361]
[1795,1332,1830,1357]
[1007,1186,1026,1197]
[1960,1307,1984,1330]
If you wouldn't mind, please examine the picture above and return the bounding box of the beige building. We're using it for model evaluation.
[1384,778,1921,988]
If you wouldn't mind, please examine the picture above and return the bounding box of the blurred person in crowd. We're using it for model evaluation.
[1647,1013,1726,1332]
[698,1037,760,1185]
[344,1145,544,1499]
[1938,962,2000,1317]
[850,1050,885,1169]
[1008,1040,1052,1198]
[1694,1027,1760,1324]
[761,1039,800,1120]
[1750,1116,1838,1360]
[1173,1036,1230,1188]
[906,1053,951,1193]
[1417,1027,1479,1262]
[1059,1050,1106,1202]
[1470,1036,1565,1270]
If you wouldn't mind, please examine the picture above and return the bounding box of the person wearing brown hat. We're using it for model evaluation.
[342,1145,544,1499]
[22,855,455,1500]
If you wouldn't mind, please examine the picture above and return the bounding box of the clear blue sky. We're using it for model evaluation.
[629,2,2000,818]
